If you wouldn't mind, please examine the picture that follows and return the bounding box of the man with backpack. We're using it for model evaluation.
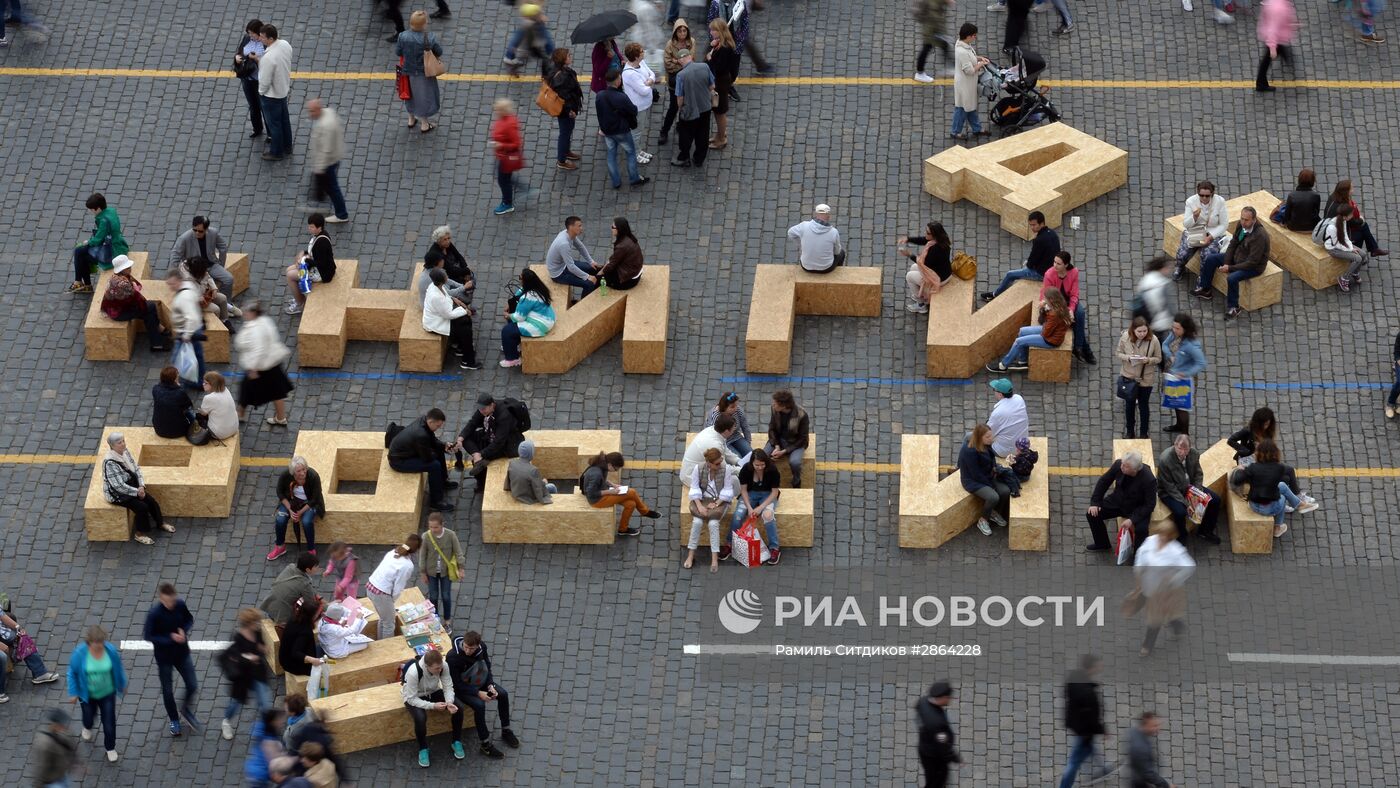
[447,630,520,758]
[455,394,527,493]
[400,650,466,768]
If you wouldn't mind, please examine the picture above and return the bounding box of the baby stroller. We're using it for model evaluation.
[977,48,1061,134]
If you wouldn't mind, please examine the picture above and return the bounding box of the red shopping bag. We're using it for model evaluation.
[396,57,412,101]
[1115,521,1135,566]
[731,517,770,569]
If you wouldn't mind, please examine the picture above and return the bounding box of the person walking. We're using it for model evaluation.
[220,608,274,740]
[29,708,78,788]
[659,20,695,145]
[705,21,739,150]
[951,24,991,140]
[622,42,659,161]
[419,513,465,633]
[1387,328,1400,420]
[1162,314,1206,435]
[1255,0,1297,92]
[0,0,50,46]
[912,0,952,81]
[1127,712,1175,787]
[306,99,349,223]
[1348,0,1386,43]
[234,300,294,426]
[366,537,423,640]
[1134,255,1175,348]
[489,98,526,216]
[396,11,444,133]
[234,20,266,138]
[143,583,202,738]
[1004,0,1033,52]
[67,193,128,295]
[1116,317,1162,439]
[255,24,294,161]
[546,49,583,171]
[1133,521,1195,656]
[915,681,961,788]
[596,68,650,190]
[66,626,127,763]
[1059,655,1115,788]
[503,4,555,73]
[671,48,716,168]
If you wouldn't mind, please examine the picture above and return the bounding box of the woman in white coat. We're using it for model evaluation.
[1172,180,1229,280]
[234,300,294,425]
[951,23,991,140]
[685,448,736,573]
[423,268,479,370]
[1133,520,1195,657]
[365,536,422,639]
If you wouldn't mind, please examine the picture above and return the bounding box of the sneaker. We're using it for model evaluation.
[1337,275,1351,292]
[459,359,482,370]
[106,750,119,763]
[266,545,287,561]
[986,361,1010,373]
[170,720,182,737]
[1191,287,1214,300]
[428,500,456,513]
[1360,33,1386,44]
[0,694,8,703]
[1078,348,1097,365]
[913,72,935,83]
[221,719,234,740]
[637,151,653,164]
[1273,523,1289,538]
[1297,500,1319,514]
[670,157,691,167]
[1225,307,1243,319]
[1171,265,1184,281]
[1054,23,1074,34]
[642,509,661,519]
[1182,0,1193,9]
[452,740,466,760]
[418,749,430,768]
[32,672,59,684]
[1213,8,1234,23]
[987,1,1006,9]
[905,300,929,314]
[1005,361,1029,372]
[493,203,515,216]
[284,300,303,315]
[1198,532,1221,545]
[979,291,995,302]
[629,176,652,187]
[719,545,733,561]
[1386,404,1396,419]
[481,741,505,758]
[502,729,521,748]
[1301,494,1316,504]
[949,132,969,141]
[0,36,9,48]
[556,160,578,170]
[989,512,1008,528]
[617,527,642,537]
[325,215,349,224]
[499,358,522,368]
[82,727,95,742]
[976,519,993,536]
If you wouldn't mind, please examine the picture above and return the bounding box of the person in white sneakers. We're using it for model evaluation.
[283,214,336,315]
[0,608,61,703]
[66,626,128,763]
[621,43,658,164]
[913,0,952,82]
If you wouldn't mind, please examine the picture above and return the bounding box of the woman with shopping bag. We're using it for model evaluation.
[1132,521,1195,657]
[1162,313,1207,435]
[726,450,782,566]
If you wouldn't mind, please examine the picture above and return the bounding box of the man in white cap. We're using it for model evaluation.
[787,204,846,273]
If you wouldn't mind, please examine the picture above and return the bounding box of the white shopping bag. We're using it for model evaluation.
[307,661,331,700]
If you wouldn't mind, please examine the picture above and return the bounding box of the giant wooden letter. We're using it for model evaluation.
[84,427,241,541]
[293,430,424,543]
[924,123,1128,239]
[744,265,882,374]
[898,434,1049,550]
[926,276,1040,378]
[481,429,622,543]
[520,264,670,374]
[297,261,448,372]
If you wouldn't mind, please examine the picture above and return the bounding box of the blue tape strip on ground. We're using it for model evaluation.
[720,376,975,386]
[1234,382,1387,391]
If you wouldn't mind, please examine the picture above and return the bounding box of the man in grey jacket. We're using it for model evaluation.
[306,99,349,223]
[1156,434,1222,545]
[169,216,233,298]
[29,708,78,786]
[787,204,846,273]
[506,440,555,504]
[1128,712,1174,788]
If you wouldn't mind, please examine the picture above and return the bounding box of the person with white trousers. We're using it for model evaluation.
[365,537,423,639]
[685,448,736,573]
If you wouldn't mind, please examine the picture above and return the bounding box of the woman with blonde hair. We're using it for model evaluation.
[489,98,524,216]
[66,625,128,762]
[395,10,445,132]
[705,19,740,149]
[365,536,423,639]
[1132,520,1194,657]
[198,371,240,440]
[958,423,1007,537]
[685,447,735,573]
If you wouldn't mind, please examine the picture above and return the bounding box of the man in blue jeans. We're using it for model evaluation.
[388,408,458,512]
[255,24,294,161]
[1192,205,1269,320]
[982,211,1060,301]
[545,216,603,298]
[594,67,652,191]
[721,450,784,566]
[1059,654,1117,787]
[0,608,61,703]
[142,583,202,737]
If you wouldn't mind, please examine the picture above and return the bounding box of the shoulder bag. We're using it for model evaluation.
[950,251,977,281]
[426,531,461,582]
[536,79,565,117]
[1115,375,1139,401]
[422,37,446,78]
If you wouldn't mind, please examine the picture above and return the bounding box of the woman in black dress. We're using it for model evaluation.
[233,300,295,426]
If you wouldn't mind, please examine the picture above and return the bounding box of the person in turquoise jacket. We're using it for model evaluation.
[65,625,128,762]
[69,192,129,294]
[1163,313,1208,436]
[498,268,557,368]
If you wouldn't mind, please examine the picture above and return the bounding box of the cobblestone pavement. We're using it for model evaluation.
[2,0,1399,784]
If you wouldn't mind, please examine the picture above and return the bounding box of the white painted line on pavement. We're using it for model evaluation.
[683,644,776,655]
[119,640,231,651]
[1227,653,1400,666]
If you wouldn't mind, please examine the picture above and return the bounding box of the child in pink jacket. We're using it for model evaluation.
[322,541,359,601]
[1255,0,1297,92]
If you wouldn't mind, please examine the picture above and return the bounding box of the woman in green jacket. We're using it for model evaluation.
[69,193,129,294]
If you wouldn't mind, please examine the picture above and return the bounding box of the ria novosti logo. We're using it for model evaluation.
[718,589,764,634]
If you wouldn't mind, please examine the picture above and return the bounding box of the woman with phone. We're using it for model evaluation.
[1115,317,1162,439]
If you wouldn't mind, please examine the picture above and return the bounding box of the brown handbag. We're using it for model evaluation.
[423,40,446,77]
[951,251,977,281]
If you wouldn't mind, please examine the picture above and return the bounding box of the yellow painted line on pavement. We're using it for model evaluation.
[2,67,1398,90]
[4,452,1398,478]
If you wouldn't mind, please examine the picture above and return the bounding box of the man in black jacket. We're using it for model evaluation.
[1192,206,1270,320]
[1085,451,1157,555]
[594,67,650,190]
[389,408,457,512]
[983,211,1061,300]
[456,394,524,493]
[1060,655,1117,787]
[447,630,520,759]
[915,681,960,787]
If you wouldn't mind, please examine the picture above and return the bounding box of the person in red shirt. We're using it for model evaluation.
[489,98,525,216]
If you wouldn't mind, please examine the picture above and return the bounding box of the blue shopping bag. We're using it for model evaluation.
[1161,374,1194,411]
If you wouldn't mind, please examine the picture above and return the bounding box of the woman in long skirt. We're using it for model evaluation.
[395,10,444,132]
[233,300,295,426]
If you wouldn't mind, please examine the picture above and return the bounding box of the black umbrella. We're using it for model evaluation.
[571,10,637,44]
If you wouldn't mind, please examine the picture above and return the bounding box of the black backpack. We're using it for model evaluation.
[385,422,405,449]
[500,398,531,432]
[397,657,422,685]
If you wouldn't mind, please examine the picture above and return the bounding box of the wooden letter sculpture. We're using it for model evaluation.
[519,264,670,374]
[744,265,882,374]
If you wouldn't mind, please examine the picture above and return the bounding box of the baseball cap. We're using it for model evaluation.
[814,203,832,214]
[989,378,1013,395]
[928,681,953,698]
[476,393,495,407]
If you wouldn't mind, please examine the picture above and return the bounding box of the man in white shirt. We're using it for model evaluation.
[254,24,294,160]
[401,649,466,767]
[986,378,1029,457]
[679,414,743,482]
[306,99,349,222]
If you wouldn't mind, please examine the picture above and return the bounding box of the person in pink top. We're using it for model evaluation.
[1038,251,1097,365]
[1255,0,1297,92]
[321,542,359,601]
